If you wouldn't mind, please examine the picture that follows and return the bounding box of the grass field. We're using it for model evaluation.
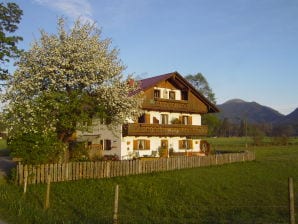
[0,138,298,223]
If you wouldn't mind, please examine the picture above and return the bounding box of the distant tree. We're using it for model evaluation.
[185,73,220,135]
[272,124,295,137]
[238,120,244,137]
[0,2,23,81]
[250,125,265,146]
[185,73,216,104]
[3,18,143,163]
[202,114,221,136]
[271,124,295,145]
[219,118,231,137]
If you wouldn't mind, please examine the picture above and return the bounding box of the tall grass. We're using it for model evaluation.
[1,140,298,223]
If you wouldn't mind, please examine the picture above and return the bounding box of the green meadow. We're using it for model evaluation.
[0,138,298,223]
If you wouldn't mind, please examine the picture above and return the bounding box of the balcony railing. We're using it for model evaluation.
[142,98,206,113]
[122,123,208,137]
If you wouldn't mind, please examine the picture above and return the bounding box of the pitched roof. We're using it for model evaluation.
[138,72,173,91]
[135,71,219,113]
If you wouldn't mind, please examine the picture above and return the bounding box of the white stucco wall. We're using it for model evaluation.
[121,136,202,159]
[192,114,201,125]
[146,111,201,125]
[76,121,122,158]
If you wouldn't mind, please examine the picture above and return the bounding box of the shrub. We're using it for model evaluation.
[251,129,265,146]
[8,132,65,164]
[272,136,289,146]
[69,142,90,161]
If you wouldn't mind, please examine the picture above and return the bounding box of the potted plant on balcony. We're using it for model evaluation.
[171,118,181,124]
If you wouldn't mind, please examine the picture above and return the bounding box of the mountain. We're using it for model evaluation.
[275,108,298,125]
[215,99,298,136]
[217,99,284,124]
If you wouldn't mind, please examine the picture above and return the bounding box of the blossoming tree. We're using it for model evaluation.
[2,18,142,163]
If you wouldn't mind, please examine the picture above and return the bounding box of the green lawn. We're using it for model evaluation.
[1,139,298,223]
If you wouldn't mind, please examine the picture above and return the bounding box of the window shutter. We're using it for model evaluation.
[145,140,150,149]
[99,140,103,150]
[145,114,150,123]
[188,116,192,125]
[188,140,193,149]
[153,117,159,124]
[105,140,112,150]
[133,140,138,150]
[179,140,183,149]
[179,116,182,124]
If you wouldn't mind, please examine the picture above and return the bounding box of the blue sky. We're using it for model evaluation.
[9,0,298,115]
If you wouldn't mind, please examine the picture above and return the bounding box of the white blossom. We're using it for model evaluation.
[2,18,143,140]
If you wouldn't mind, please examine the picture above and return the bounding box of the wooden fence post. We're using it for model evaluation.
[113,184,119,224]
[44,173,51,210]
[289,177,295,224]
[23,166,28,194]
[106,162,111,178]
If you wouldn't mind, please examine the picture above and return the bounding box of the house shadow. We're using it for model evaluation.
[0,156,16,177]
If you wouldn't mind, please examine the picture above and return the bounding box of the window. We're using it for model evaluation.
[99,117,112,125]
[183,116,188,125]
[161,114,169,124]
[138,114,145,123]
[180,115,192,125]
[138,140,145,150]
[179,140,193,150]
[181,91,188,100]
[133,140,150,150]
[169,91,176,100]
[138,114,150,123]
[154,90,160,98]
[104,140,112,150]
[100,139,112,150]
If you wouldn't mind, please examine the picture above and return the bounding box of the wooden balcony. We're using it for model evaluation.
[142,98,207,113]
[122,123,208,137]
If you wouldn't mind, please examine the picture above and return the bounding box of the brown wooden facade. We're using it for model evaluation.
[123,123,208,137]
[141,77,209,113]
[124,72,217,138]
[142,98,207,113]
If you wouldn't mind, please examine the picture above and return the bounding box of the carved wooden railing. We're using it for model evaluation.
[122,123,208,137]
[142,98,206,113]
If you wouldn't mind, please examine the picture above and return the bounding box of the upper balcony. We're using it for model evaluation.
[122,123,208,137]
[142,98,207,113]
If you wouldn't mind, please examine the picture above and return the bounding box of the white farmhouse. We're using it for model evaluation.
[76,72,219,160]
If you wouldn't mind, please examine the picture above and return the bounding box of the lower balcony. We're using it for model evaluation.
[122,123,208,137]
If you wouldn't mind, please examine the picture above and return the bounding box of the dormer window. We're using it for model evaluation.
[154,90,160,98]
[181,91,188,100]
[169,91,175,100]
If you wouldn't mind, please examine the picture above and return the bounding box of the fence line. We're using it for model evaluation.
[16,151,255,185]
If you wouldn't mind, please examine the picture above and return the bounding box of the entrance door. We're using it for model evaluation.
[160,140,168,157]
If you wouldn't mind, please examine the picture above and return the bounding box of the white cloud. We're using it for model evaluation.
[33,0,93,23]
